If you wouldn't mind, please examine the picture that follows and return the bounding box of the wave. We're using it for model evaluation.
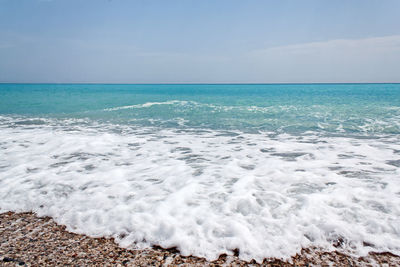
[103,100,301,113]
[0,118,400,262]
[103,100,193,111]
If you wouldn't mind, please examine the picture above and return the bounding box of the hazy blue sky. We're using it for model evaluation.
[1,0,400,83]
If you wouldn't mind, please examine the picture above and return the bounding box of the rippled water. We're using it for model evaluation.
[0,83,399,261]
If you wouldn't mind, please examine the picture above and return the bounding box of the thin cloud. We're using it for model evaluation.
[242,35,400,83]
[251,35,400,55]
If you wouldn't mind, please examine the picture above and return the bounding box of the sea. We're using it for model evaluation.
[0,83,399,261]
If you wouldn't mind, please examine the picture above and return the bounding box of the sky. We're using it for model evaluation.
[0,0,400,83]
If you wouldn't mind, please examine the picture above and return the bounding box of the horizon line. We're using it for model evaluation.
[1,82,400,85]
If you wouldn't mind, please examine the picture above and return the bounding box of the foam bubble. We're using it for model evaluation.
[0,116,400,262]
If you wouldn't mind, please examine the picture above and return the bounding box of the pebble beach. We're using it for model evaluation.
[1,212,399,266]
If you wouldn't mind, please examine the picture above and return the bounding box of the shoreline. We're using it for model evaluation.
[1,212,399,266]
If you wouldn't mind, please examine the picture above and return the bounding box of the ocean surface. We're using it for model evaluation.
[1,83,400,261]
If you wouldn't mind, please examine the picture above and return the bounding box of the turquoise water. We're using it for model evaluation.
[1,83,400,261]
[1,83,400,134]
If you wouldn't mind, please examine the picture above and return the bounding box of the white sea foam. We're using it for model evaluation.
[0,117,400,262]
[104,100,191,111]
[104,101,298,114]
